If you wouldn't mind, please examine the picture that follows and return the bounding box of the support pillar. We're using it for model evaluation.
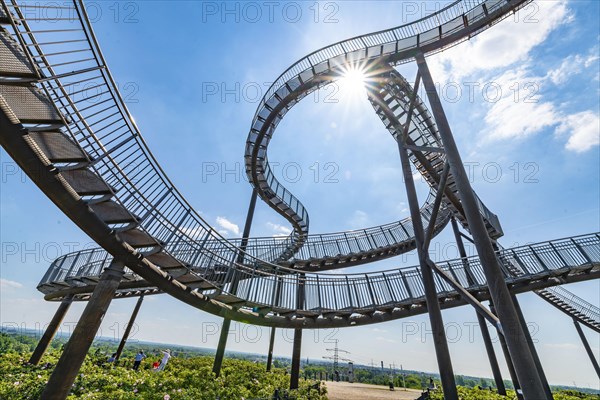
[29,294,74,365]
[415,52,547,400]
[511,294,553,398]
[451,219,505,394]
[212,318,232,376]
[212,189,258,377]
[491,302,523,399]
[115,295,144,361]
[367,76,458,399]
[573,319,600,378]
[290,329,303,390]
[476,312,507,395]
[290,273,305,390]
[266,327,276,371]
[41,261,125,400]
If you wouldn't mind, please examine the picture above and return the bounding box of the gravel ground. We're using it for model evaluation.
[323,381,423,400]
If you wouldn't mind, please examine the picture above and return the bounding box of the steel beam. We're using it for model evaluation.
[573,319,600,378]
[29,294,74,365]
[450,218,476,286]
[368,75,458,399]
[427,259,501,332]
[511,294,553,398]
[115,294,144,361]
[266,327,276,372]
[290,328,303,389]
[212,188,258,377]
[290,272,306,389]
[452,221,505,394]
[476,312,507,395]
[41,261,125,400]
[491,301,523,400]
[212,318,232,376]
[423,162,450,252]
[415,52,547,400]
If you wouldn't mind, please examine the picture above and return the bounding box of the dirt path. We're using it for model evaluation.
[323,381,422,400]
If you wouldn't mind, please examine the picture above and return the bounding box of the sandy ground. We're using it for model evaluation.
[324,381,422,400]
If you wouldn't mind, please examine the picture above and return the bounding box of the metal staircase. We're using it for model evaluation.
[4,0,593,332]
[536,286,600,333]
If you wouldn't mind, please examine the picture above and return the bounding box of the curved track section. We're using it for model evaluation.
[243,0,519,246]
[38,233,600,328]
[0,0,567,329]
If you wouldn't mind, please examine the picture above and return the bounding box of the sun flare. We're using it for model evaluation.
[339,67,367,97]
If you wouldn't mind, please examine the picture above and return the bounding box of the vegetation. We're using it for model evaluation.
[428,386,600,400]
[1,332,598,399]
[0,333,326,399]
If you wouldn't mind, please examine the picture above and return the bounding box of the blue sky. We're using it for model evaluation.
[1,0,599,388]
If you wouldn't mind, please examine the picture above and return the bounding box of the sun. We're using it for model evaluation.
[338,66,367,98]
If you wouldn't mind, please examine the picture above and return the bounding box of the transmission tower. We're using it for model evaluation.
[323,340,351,376]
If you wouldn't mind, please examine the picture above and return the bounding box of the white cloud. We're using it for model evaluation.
[348,210,369,229]
[429,1,571,80]
[547,51,600,85]
[0,279,23,290]
[376,336,397,344]
[372,327,388,333]
[215,217,240,236]
[483,67,559,140]
[266,222,292,237]
[479,61,599,153]
[557,111,600,153]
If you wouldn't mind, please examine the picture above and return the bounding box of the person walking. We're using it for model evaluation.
[107,352,117,364]
[133,350,146,371]
[157,349,171,371]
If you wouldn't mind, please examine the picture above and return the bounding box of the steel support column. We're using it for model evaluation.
[573,319,600,378]
[371,73,458,399]
[415,52,547,400]
[115,295,145,361]
[212,188,258,377]
[451,219,505,394]
[29,294,74,365]
[511,294,553,398]
[491,302,523,399]
[212,318,232,376]
[290,273,305,390]
[290,329,303,390]
[476,312,507,394]
[41,261,125,400]
[266,327,276,372]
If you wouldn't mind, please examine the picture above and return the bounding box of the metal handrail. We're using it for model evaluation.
[1,0,535,316]
[244,0,520,242]
[540,286,600,322]
[39,233,600,314]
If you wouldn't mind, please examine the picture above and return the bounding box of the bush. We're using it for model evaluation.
[0,335,326,400]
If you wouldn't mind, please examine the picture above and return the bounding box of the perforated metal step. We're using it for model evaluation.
[28,131,87,163]
[117,228,161,248]
[89,200,137,224]
[0,6,9,24]
[0,28,36,78]
[0,84,61,123]
[61,169,111,195]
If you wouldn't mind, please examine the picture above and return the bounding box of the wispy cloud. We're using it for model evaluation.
[429,1,571,80]
[376,336,397,344]
[348,210,369,229]
[0,279,23,290]
[215,217,240,236]
[557,111,600,153]
[267,222,292,237]
[547,49,600,85]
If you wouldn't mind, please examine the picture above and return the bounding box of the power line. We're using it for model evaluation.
[323,339,352,372]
